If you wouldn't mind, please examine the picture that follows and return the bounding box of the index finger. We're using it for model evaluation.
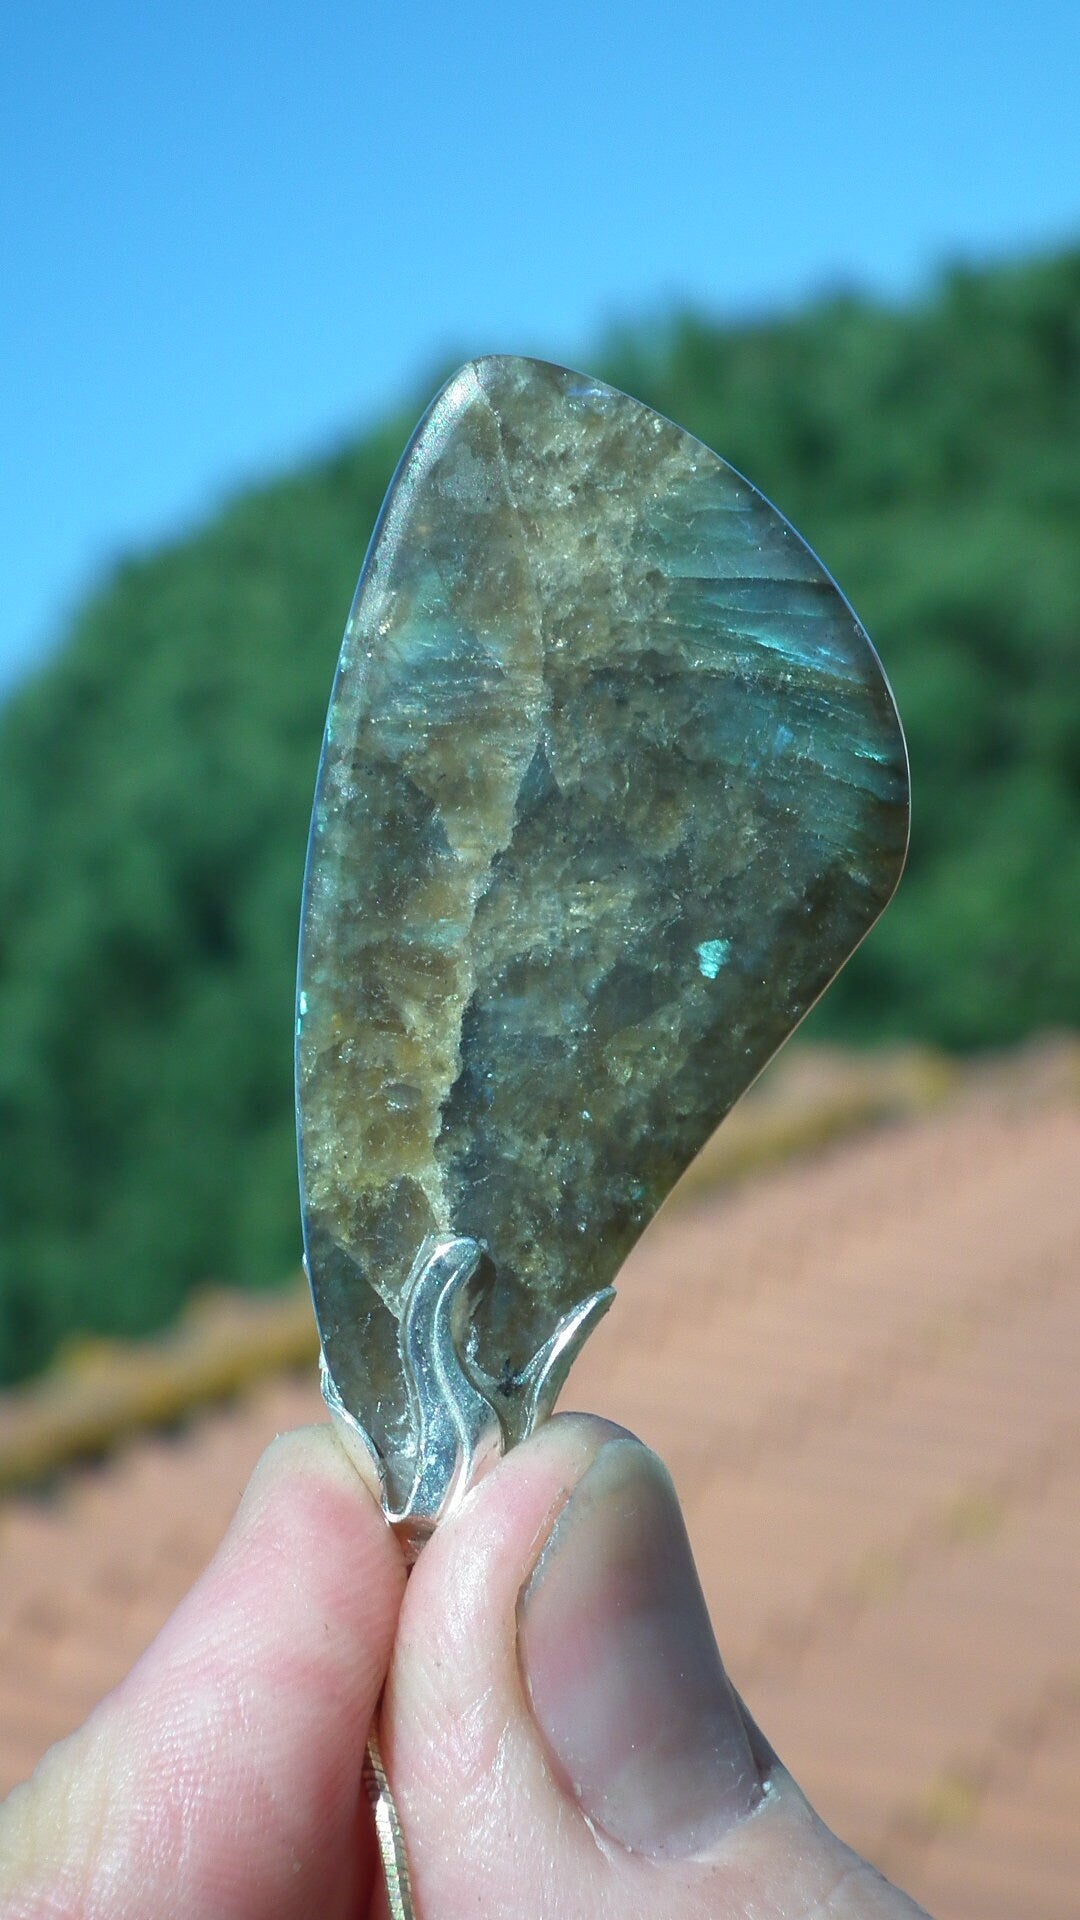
[0,1426,405,1920]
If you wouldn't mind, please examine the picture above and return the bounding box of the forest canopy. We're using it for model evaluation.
[1,246,1078,1383]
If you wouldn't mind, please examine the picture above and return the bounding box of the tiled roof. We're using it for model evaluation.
[1,1043,1078,1917]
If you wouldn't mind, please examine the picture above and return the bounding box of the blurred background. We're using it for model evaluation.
[2,5,1079,1914]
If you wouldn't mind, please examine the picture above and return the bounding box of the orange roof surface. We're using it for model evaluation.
[1,1046,1078,1917]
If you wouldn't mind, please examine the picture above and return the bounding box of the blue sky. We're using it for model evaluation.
[4,0,1079,692]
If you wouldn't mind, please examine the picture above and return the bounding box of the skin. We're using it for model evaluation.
[0,1416,930,1920]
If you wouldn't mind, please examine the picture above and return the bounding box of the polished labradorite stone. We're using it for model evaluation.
[297,357,909,1498]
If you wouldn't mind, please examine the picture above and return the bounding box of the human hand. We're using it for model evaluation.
[0,1417,930,1918]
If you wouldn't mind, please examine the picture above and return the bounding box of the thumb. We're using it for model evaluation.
[381,1415,929,1919]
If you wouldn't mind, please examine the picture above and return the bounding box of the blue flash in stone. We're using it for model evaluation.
[296,356,910,1545]
[696,939,731,979]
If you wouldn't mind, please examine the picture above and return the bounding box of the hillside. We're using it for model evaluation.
[1,247,1078,1382]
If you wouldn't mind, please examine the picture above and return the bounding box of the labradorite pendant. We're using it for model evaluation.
[296,357,909,1543]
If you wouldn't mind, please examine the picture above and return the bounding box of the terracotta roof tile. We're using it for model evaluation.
[1,1052,1077,1917]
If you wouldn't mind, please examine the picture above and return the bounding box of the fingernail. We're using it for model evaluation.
[518,1436,762,1859]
